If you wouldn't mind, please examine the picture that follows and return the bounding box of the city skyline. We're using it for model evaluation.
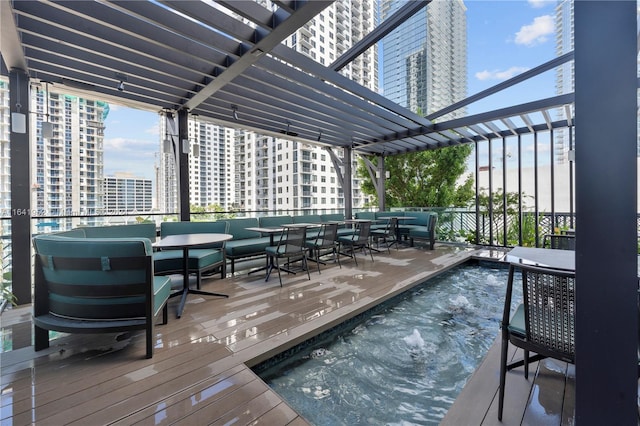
[103,0,557,181]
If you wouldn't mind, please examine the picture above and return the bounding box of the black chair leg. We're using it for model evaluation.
[498,337,508,421]
[315,250,321,274]
[304,254,311,280]
[275,256,283,287]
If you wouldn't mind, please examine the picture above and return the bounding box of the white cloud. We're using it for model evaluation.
[515,15,554,46]
[528,0,553,9]
[103,137,157,179]
[475,66,530,81]
[103,136,157,152]
[144,123,159,136]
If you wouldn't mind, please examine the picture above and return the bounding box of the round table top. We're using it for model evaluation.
[154,233,233,249]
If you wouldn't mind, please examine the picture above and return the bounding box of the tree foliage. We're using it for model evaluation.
[190,204,236,221]
[357,144,474,208]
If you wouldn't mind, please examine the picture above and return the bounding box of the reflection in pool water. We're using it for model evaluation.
[255,262,520,425]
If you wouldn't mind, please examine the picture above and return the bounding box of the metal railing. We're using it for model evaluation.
[2,208,638,307]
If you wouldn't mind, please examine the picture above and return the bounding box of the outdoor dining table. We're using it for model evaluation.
[154,232,233,318]
[504,246,575,271]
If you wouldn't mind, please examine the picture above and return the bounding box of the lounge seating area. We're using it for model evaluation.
[39,211,439,284]
[28,211,438,359]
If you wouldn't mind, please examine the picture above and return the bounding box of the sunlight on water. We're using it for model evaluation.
[257,263,521,425]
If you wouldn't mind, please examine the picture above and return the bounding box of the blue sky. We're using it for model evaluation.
[102,0,558,180]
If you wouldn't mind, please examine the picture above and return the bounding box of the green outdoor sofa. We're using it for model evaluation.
[32,233,171,359]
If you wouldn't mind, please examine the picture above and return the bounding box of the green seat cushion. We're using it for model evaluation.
[409,227,433,238]
[354,211,376,220]
[153,275,172,316]
[83,223,157,240]
[375,211,403,219]
[154,248,224,273]
[225,237,272,257]
[407,212,434,226]
[293,215,322,224]
[259,215,293,228]
[321,213,345,222]
[34,235,153,256]
[336,228,356,237]
[507,304,526,337]
[225,218,260,240]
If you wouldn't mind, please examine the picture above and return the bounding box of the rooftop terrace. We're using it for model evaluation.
[2,243,588,425]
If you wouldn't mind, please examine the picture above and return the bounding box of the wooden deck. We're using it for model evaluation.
[1,244,580,425]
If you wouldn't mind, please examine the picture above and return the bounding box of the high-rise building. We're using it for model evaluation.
[189,119,235,209]
[380,0,467,119]
[158,117,235,213]
[553,0,638,160]
[554,0,574,163]
[103,172,152,214]
[30,86,108,229]
[234,0,378,212]
[0,82,11,218]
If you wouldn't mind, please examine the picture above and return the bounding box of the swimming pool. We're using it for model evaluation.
[254,262,520,425]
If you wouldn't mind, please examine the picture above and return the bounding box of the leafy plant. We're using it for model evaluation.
[469,188,542,246]
[1,272,16,308]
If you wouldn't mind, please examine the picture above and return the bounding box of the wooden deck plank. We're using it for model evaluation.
[90,364,249,425]
[561,365,576,425]
[520,359,568,425]
[440,336,502,426]
[1,245,583,425]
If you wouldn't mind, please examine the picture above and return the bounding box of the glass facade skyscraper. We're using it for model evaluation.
[381,0,467,119]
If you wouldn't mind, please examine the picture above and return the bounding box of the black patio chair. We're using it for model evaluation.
[305,222,341,273]
[265,225,311,287]
[371,217,399,253]
[337,221,374,266]
[498,263,576,420]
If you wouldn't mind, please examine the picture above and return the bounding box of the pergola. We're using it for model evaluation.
[1,1,637,423]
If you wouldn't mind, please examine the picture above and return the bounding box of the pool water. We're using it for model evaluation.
[255,262,521,425]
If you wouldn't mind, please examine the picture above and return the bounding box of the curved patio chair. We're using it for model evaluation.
[32,235,171,359]
[498,263,576,420]
[337,221,374,266]
[265,225,311,287]
[305,222,341,273]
